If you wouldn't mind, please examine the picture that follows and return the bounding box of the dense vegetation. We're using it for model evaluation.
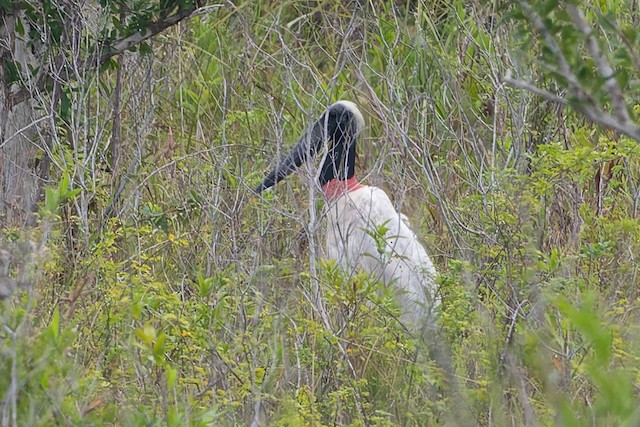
[1,0,640,425]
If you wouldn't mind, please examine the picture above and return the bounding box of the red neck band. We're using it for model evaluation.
[321,177,363,201]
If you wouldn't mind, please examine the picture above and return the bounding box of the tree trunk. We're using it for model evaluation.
[0,11,40,227]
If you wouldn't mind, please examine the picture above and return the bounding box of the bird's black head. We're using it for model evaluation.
[255,101,364,193]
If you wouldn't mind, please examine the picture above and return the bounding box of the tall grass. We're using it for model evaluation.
[2,1,640,425]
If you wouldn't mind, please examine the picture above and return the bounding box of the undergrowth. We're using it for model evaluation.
[2,0,640,426]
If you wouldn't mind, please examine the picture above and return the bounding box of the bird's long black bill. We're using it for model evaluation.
[254,114,328,194]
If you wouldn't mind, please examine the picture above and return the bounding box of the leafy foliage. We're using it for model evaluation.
[2,0,640,426]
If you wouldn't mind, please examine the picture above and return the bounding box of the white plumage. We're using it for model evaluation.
[256,101,439,331]
[325,185,439,328]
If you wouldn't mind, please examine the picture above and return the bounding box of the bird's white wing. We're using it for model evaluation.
[325,186,439,328]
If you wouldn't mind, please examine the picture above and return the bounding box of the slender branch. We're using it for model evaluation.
[567,4,631,125]
[94,5,202,66]
[515,0,594,106]
[509,1,640,143]
[503,72,568,106]
[516,0,576,86]
[6,3,220,109]
[504,74,640,142]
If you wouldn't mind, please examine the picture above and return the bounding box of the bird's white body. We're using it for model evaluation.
[324,185,439,328]
[256,100,439,331]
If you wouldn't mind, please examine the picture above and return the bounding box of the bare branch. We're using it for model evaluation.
[510,1,640,142]
[6,3,221,109]
[503,72,568,106]
[515,0,594,106]
[516,0,576,86]
[567,4,631,125]
[504,73,640,142]
[94,4,209,66]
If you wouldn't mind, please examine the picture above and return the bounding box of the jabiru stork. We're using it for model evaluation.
[255,101,439,331]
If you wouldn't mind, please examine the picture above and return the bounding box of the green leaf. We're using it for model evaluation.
[153,332,166,357]
[60,88,72,122]
[4,60,21,84]
[43,187,59,215]
[621,25,638,44]
[59,172,70,194]
[539,0,560,19]
[166,366,178,388]
[15,17,25,36]
[0,0,11,13]
[557,293,613,365]
[48,308,60,341]
[66,188,82,199]
[139,41,152,55]
[136,323,157,345]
